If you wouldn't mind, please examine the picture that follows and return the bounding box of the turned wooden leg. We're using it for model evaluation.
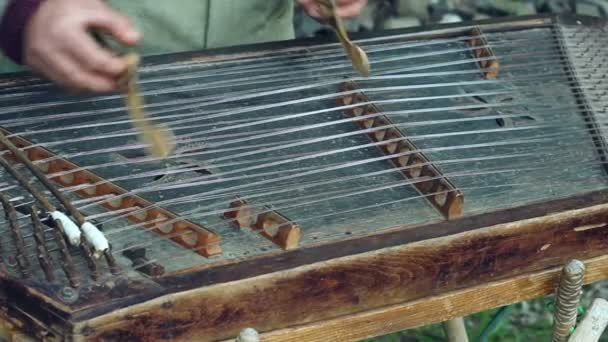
[236,328,259,342]
[442,317,468,342]
[568,298,608,342]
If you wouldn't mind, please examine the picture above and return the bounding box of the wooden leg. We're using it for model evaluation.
[236,328,259,342]
[552,260,586,342]
[442,317,469,342]
[568,298,608,342]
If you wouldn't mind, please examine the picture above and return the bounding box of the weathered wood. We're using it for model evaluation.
[467,27,500,79]
[224,198,253,229]
[569,298,608,342]
[257,254,608,342]
[224,198,300,249]
[1,187,604,326]
[0,128,221,258]
[336,82,464,220]
[3,14,602,320]
[254,210,301,250]
[74,202,608,341]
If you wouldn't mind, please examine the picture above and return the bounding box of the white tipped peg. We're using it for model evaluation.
[81,222,109,258]
[51,211,81,246]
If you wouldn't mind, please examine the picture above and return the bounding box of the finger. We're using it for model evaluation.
[335,0,368,7]
[26,50,77,91]
[306,5,323,18]
[67,33,127,77]
[335,0,367,17]
[84,8,141,46]
[69,69,117,93]
[41,52,117,93]
[298,0,330,18]
[335,0,360,5]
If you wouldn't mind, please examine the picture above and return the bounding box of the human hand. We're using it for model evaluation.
[298,0,368,19]
[24,0,141,93]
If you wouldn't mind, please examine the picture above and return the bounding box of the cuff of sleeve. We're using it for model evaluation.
[0,0,45,64]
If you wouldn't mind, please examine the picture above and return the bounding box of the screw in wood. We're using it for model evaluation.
[79,242,100,281]
[0,193,30,277]
[104,250,120,275]
[59,286,78,303]
[30,206,55,282]
[52,219,80,288]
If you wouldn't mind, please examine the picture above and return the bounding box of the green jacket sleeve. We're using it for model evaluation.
[107,0,294,55]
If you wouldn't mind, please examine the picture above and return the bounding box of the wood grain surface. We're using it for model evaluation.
[75,202,608,341]
[259,254,608,342]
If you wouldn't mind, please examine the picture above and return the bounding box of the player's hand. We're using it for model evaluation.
[298,0,368,19]
[24,0,140,93]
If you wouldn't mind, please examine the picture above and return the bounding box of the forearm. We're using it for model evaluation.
[0,0,45,64]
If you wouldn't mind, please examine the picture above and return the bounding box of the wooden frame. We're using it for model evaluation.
[0,14,607,342]
[6,191,600,341]
[259,254,608,342]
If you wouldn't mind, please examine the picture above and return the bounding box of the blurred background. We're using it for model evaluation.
[295,0,605,38]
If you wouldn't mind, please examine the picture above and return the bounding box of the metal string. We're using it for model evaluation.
[1,24,608,278]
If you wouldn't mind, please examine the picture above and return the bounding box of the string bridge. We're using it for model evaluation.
[0,128,222,259]
[468,26,500,79]
[337,82,464,220]
[224,198,301,250]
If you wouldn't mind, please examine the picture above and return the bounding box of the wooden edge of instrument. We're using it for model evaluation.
[257,254,608,342]
[0,128,221,258]
[467,26,500,79]
[223,198,301,250]
[72,201,608,341]
[337,82,464,220]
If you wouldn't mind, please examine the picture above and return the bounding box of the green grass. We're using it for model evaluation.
[363,309,553,341]
[363,297,593,342]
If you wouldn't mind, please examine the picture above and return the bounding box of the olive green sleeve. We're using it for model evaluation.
[206,0,295,48]
[107,0,294,55]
